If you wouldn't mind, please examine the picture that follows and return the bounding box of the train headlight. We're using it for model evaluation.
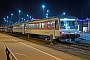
[75,32,77,33]
[61,32,64,34]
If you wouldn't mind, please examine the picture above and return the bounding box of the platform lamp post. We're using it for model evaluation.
[7,16,9,26]
[24,19,25,22]
[30,16,31,21]
[4,18,7,26]
[19,10,21,23]
[7,20,8,26]
[22,18,23,22]
[27,15,29,21]
[42,5,45,18]
[46,10,49,18]
[63,12,65,15]
[11,13,13,25]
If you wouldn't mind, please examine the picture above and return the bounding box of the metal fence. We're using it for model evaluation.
[5,46,17,60]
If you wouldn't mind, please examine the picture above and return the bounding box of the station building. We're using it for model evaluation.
[78,18,90,32]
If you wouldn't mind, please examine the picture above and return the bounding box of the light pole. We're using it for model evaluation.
[4,18,5,20]
[27,15,29,21]
[24,19,25,22]
[19,10,21,23]
[30,16,31,21]
[22,18,23,22]
[4,18,6,26]
[15,22,17,24]
[7,16,9,26]
[7,20,8,26]
[46,10,49,18]
[5,20,7,26]
[11,13,13,25]
[42,5,45,18]
[63,12,65,15]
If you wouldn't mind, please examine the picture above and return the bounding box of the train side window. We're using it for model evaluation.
[52,20,55,29]
[26,24,28,28]
[29,24,31,28]
[32,24,34,28]
[36,24,39,28]
[41,22,44,29]
[35,24,38,28]
[39,23,41,28]
[30,24,32,28]
[55,21,58,28]
[29,24,30,28]
[48,22,51,28]
[31,24,33,28]
[34,24,36,28]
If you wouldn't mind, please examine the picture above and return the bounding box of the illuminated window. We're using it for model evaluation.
[26,24,29,28]
[48,22,51,28]
[29,24,31,28]
[34,24,36,28]
[36,24,39,28]
[31,24,33,28]
[30,24,32,28]
[34,24,38,28]
[39,23,41,28]
[41,23,44,28]
[52,20,55,29]
[32,24,34,28]
[55,21,58,28]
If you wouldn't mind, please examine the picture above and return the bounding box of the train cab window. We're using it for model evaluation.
[61,21,64,26]
[41,22,44,29]
[60,20,77,29]
[48,22,51,28]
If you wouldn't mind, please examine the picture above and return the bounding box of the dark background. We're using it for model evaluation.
[0,0,90,26]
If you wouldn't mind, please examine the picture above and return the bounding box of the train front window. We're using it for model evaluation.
[60,20,78,29]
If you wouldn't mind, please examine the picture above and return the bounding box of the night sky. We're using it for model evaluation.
[0,0,90,26]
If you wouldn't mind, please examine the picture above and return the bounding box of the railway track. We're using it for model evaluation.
[45,43,90,60]
[70,44,90,51]
[3,32,90,60]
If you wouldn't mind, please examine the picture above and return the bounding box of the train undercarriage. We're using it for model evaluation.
[31,33,80,44]
[9,31,80,44]
[57,34,80,43]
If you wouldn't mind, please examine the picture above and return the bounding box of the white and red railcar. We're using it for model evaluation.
[0,26,12,32]
[13,23,25,34]
[13,15,80,40]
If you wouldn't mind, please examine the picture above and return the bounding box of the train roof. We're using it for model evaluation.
[27,17,58,23]
[13,15,77,25]
[32,17,58,21]
[58,15,77,19]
